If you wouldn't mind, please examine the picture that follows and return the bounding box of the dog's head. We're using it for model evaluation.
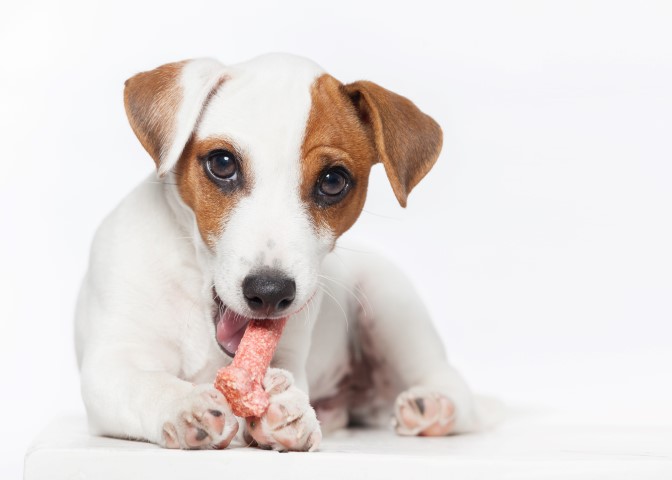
[124,54,441,355]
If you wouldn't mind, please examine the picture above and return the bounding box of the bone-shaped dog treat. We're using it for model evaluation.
[214,318,287,418]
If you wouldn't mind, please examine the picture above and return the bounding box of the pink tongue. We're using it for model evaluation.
[215,308,251,355]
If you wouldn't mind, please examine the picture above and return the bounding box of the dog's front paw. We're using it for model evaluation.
[393,387,456,436]
[161,384,239,449]
[245,368,321,452]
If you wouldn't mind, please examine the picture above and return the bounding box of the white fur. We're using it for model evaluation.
[76,53,479,451]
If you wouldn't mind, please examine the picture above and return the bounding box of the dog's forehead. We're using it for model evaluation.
[196,54,325,158]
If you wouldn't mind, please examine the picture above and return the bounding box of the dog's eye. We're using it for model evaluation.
[316,167,351,204]
[206,150,238,181]
[320,170,348,195]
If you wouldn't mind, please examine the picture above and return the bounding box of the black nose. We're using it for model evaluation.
[242,269,296,315]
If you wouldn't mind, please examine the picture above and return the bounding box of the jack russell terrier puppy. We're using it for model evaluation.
[75,53,480,452]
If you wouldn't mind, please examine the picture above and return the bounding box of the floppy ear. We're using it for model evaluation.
[124,58,228,176]
[343,81,443,207]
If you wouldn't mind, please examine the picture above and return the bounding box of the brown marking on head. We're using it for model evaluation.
[301,75,375,239]
[301,74,443,240]
[175,136,251,248]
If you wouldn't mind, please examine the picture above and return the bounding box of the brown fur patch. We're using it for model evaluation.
[175,136,250,248]
[124,61,187,167]
[301,75,376,239]
[343,81,443,207]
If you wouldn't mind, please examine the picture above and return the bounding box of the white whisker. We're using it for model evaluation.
[334,244,376,254]
[317,273,372,320]
[318,282,349,332]
[361,209,401,221]
[303,291,313,327]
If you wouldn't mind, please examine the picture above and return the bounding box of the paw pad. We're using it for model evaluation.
[161,385,239,449]
[394,390,456,436]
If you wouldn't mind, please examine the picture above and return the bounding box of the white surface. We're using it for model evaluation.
[25,414,672,480]
[2,0,672,478]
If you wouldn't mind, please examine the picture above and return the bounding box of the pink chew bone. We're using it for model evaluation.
[214,318,287,418]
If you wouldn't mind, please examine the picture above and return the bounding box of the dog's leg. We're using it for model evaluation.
[80,344,240,449]
[352,254,479,436]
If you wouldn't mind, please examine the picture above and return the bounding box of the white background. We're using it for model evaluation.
[2,0,671,477]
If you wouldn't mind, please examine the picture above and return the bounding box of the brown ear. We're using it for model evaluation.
[124,58,227,176]
[343,81,443,207]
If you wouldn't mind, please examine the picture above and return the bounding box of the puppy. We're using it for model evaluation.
[75,53,479,452]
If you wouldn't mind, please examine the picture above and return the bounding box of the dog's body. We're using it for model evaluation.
[76,54,478,451]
